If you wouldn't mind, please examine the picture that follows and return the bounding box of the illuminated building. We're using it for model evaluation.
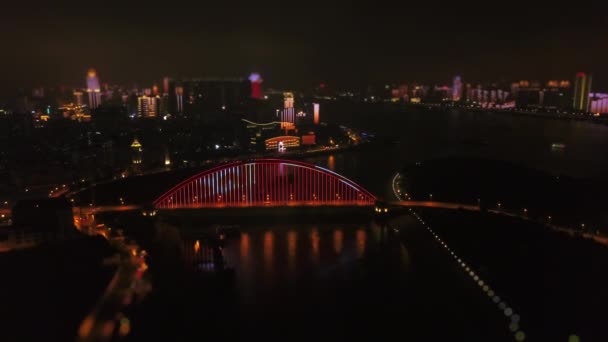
[58,103,91,122]
[163,77,170,95]
[164,148,172,166]
[573,72,592,111]
[86,68,102,109]
[152,84,159,96]
[313,103,320,125]
[547,80,559,88]
[249,73,264,99]
[301,133,316,145]
[242,119,282,151]
[131,138,143,164]
[281,92,295,131]
[452,76,463,101]
[73,91,83,106]
[590,93,608,114]
[175,86,184,114]
[179,77,250,111]
[265,136,300,151]
[284,92,294,108]
[137,95,159,117]
[159,94,169,117]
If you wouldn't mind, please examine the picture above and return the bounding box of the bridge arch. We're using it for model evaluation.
[153,159,376,209]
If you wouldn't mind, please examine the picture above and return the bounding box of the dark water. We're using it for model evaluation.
[130,220,512,341]
[322,105,608,182]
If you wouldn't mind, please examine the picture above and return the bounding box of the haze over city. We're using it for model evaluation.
[1,3,608,342]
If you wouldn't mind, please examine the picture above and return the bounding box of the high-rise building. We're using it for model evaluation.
[86,69,102,109]
[281,92,295,131]
[73,91,84,106]
[163,77,170,95]
[175,86,184,114]
[249,73,264,99]
[590,93,608,114]
[159,94,169,117]
[137,95,159,117]
[573,72,592,112]
[179,77,250,111]
[284,92,294,109]
[313,103,320,125]
[131,138,143,165]
[452,76,463,101]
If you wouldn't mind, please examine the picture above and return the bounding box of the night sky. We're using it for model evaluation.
[1,1,607,91]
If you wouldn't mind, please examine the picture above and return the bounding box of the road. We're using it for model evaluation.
[388,200,480,211]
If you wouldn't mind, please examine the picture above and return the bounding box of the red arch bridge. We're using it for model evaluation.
[153,159,377,209]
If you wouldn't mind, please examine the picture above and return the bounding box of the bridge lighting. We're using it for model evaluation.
[153,159,376,208]
[384,208,388,213]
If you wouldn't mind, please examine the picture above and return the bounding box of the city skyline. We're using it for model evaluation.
[1,2,607,93]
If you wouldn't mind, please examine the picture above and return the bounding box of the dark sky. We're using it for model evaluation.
[1,1,607,92]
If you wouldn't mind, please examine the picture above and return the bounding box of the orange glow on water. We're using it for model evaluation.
[194,240,200,253]
[264,231,274,270]
[287,230,297,272]
[327,155,335,171]
[356,229,367,257]
[78,316,94,338]
[311,228,320,263]
[240,233,250,259]
[333,229,344,254]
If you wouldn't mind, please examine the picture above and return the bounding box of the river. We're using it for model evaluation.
[125,105,608,341]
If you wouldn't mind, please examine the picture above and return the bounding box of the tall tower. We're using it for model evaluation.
[86,69,102,109]
[73,91,84,106]
[281,92,295,132]
[452,76,463,101]
[137,95,159,117]
[313,103,320,125]
[249,73,264,99]
[573,72,592,112]
[131,138,143,165]
[175,86,184,114]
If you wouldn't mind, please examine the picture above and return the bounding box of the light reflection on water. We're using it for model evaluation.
[333,229,343,255]
[218,224,376,298]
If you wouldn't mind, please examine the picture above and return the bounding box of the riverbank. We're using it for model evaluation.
[397,157,608,233]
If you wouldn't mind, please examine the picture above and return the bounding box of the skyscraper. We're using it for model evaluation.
[73,91,83,106]
[137,95,159,117]
[281,92,295,131]
[313,103,320,125]
[249,73,264,99]
[175,86,184,114]
[573,72,592,112]
[452,76,463,101]
[163,77,170,95]
[86,69,102,109]
[131,138,143,165]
